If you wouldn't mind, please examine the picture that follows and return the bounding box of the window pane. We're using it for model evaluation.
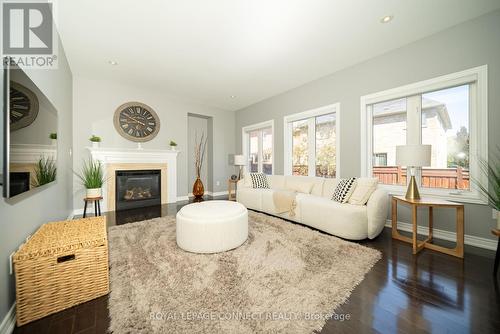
[372,98,407,185]
[292,119,308,176]
[315,113,336,178]
[249,130,259,173]
[421,85,470,190]
[262,127,273,175]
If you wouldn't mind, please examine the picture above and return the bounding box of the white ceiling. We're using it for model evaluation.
[56,0,500,111]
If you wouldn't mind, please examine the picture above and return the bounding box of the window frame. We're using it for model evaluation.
[360,65,488,204]
[283,103,340,178]
[241,119,275,175]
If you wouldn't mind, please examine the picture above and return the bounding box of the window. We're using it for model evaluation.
[284,103,339,178]
[361,66,488,203]
[242,120,274,175]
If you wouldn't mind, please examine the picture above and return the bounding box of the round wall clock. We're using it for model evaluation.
[113,102,160,142]
[10,81,39,131]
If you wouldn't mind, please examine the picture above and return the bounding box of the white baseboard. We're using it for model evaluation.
[386,220,498,251]
[0,303,15,334]
[176,196,189,202]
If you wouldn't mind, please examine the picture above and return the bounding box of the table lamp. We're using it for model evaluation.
[396,145,431,200]
[233,155,246,180]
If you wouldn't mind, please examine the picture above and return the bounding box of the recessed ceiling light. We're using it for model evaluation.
[108,60,118,65]
[230,95,236,98]
[380,15,393,23]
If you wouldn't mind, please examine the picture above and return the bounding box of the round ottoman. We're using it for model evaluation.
[176,200,248,253]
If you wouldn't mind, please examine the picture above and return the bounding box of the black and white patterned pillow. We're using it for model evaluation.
[250,173,269,189]
[332,178,357,203]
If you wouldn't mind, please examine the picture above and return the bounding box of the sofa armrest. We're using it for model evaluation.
[366,188,389,239]
[237,179,248,189]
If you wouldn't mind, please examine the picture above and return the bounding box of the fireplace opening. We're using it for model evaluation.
[116,170,161,211]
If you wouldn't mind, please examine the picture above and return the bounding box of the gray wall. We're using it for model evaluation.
[235,10,500,240]
[0,38,73,321]
[72,76,235,210]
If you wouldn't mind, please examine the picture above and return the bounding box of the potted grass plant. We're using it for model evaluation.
[75,158,105,198]
[169,140,177,150]
[89,135,102,148]
[474,147,500,229]
[49,133,57,146]
[32,157,57,187]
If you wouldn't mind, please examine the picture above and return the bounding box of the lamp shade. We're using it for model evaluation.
[234,155,246,166]
[396,145,431,167]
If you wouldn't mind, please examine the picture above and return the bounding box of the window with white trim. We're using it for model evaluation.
[242,120,274,175]
[361,66,488,203]
[284,103,339,178]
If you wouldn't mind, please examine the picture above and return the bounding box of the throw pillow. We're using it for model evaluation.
[250,173,270,189]
[332,177,357,203]
[348,177,378,205]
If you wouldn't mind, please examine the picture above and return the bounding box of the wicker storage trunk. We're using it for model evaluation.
[13,216,109,326]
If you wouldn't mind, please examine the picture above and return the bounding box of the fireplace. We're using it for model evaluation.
[10,172,30,197]
[115,170,161,211]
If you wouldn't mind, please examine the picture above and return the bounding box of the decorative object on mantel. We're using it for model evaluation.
[49,133,57,146]
[113,101,160,142]
[32,156,57,187]
[473,147,500,229]
[75,158,105,198]
[192,132,208,199]
[89,135,102,148]
[396,144,431,200]
[233,154,246,180]
[169,140,177,150]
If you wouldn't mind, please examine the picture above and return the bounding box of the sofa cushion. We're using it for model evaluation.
[285,176,324,196]
[322,178,339,198]
[348,177,379,205]
[332,178,357,203]
[299,195,368,240]
[267,175,286,189]
[250,173,270,189]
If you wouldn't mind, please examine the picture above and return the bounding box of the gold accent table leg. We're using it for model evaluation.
[412,205,418,254]
[392,197,398,238]
[456,206,464,258]
[428,206,433,242]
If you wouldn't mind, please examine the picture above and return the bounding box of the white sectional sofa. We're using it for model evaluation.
[236,175,388,240]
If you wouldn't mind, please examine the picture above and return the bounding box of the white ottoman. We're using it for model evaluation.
[176,200,248,253]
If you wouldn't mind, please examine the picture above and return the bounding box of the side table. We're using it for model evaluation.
[83,196,102,218]
[492,229,500,276]
[228,179,238,201]
[392,195,464,258]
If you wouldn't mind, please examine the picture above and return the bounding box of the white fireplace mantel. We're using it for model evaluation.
[87,147,180,208]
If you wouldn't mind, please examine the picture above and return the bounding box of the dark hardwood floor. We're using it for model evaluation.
[14,196,500,334]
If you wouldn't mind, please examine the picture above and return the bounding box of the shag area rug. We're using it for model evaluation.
[107,211,381,333]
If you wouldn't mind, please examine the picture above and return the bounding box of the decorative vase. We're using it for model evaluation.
[192,177,204,199]
[170,145,177,151]
[92,141,100,149]
[86,188,102,198]
[51,139,57,146]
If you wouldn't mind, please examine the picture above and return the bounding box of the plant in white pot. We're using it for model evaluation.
[169,140,177,150]
[89,135,102,148]
[49,133,57,146]
[76,158,105,198]
[474,147,500,229]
